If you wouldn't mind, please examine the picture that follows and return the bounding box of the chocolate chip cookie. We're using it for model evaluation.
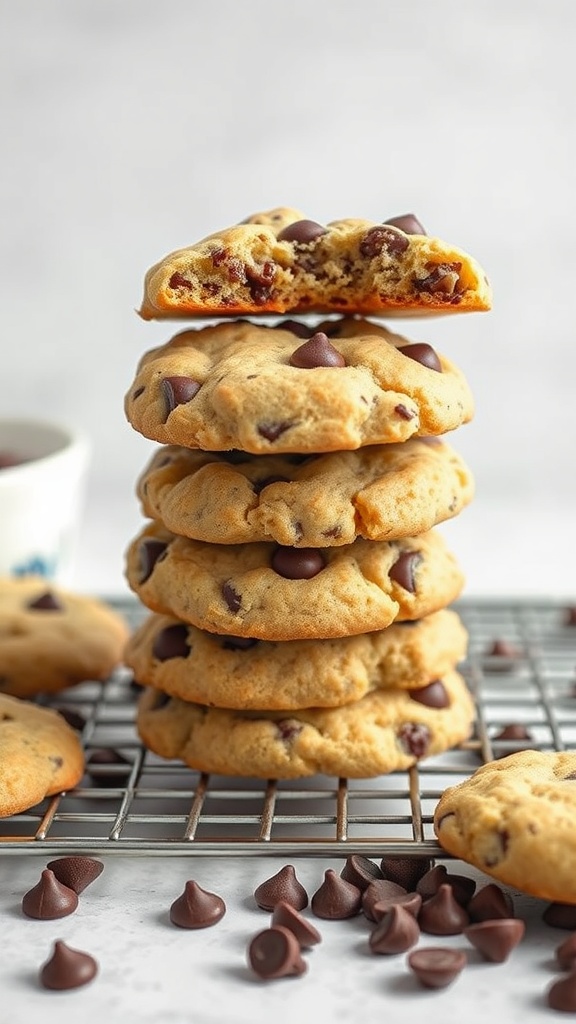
[124,522,465,640]
[124,608,468,710]
[136,438,474,547]
[124,318,474,455]
[136,669,475,778]
[434,750,576,902]
[137,207,491,320]
[0,576,130,697]
[0,693,85,816]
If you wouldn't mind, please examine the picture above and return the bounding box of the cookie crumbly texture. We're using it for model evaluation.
[136,669,474,779]
[0,575,130,698]
[136,438,474,548]
[137,207,491,320]
[124,608,468,710]
[0,694,84,816]
[434,751,576,903]
[125,318,474,455]
[124,522,465,641]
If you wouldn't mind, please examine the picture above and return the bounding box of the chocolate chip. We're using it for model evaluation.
[464,919,525,962]
[543,903,576,930]
[253,475,289,495]
[257,421,293,442]
[221,635,259,651]
[152,623,190,661]
[380,855,432,892]
[359,226,410,258]
[161,376,201,416]
[222,581,241,613]
[484,638,524,671]
[397,722,430,758]
[372,891,423,921]
[564,607,576,626]
[22,868,78,919]
[548,971,576,1012]
[384,213,426,235]
[362,879,407,922]
[276,319,312,339]
[46,856,104,895]
[26,591,62,611]
[40,940,98,991]
[414,262,462,296]
[389,550,422,592]
[407,947,466,989]
[86,748,132,787]
[311,868,362,920]
[340,854,383,891]
[56,707,87,732]
[271,546,325,580]
[277,219,327,244]
[493,723,533,741]
[410,680,449,708]
[369,903,420,955]
[271,901,322,948]
[168,272,190,290]
[169,880,226,928]
[247,926,307,980]
[399,342,442,372]
[484,829,509,867]
[289,332,346,368]
[132,386,145,399]
[394,403,416,420]
[416,865,449,899]
[467,883,514,922]
[254,865,308,912]
[556,934,576,971]
[139,538,168,583]
[418,884,470,935]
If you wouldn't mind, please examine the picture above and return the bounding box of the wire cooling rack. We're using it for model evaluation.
[1,597,576,858]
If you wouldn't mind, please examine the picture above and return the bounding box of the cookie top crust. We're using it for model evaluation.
[136,438,474,547]
[137,207,491,320]
[136,669,475,779]
[124,318,474,455]
[124,522,465,641]
[0,693,85,816]
[434,750,576,903]
[0,576,130,698]
[124,608,468,710]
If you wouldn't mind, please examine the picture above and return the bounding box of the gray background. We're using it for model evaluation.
[1,0,575,595]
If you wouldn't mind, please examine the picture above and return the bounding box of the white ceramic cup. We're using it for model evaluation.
[0,417,91,583]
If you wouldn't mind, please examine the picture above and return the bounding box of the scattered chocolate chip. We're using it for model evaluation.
[311,868,362,920]
[484,638,524,671]
[384,213,426,235]
[467,883,514,922]
[397,722,430,758]
[168,271,190,290]
[372,891,422,922]
[340,854,383,891]
[416,864,449,899]
[275,719,303,743]
[40,940,98,991]
[277,219,327,244]
[276,319,312,339]
[86,748,132,787]
[548,971,576,1012]
[271,546,325,580]
[56,707,87,732]
[289,333,346,368]
[46,856,103,895]
[248,925,307,980]
[414,262,461,296]
[408,947,466,989]
[254,865,308,912]
[443,872,477,907]
[359,226,409,258]
[161,376,201,416]
[394,404,416,420]
[399,343,442,372]
[22,869,78,919]
[389,550,422,592]
[410,680,449,708]
[418,883,470,935]
[362,879,407,922]
[369,903,421,955]
[493,723,533,742]
[257,421,293,442]
[271,901,322,948]
[483,828,509,867]
[464,918,525,962]
[222,581,241,613]
[169,880,226,928]
[544,903,576,930]
[27,591,62,611]
[380,855,432,892]
[152,623,190,661]
[556,933,576,971]
[139,538,168,583]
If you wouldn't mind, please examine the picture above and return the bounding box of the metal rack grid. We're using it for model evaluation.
[1,596,575,858]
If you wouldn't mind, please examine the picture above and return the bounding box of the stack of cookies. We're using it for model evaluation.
[123,208,491,779]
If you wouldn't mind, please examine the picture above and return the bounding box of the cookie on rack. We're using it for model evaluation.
[136,668,475,779]
[124,608,468,710]
[0,575,130,697]
[434,750,576,903]
[0,693,84,816]
[124,318,474,455]
[124,522,465,641]
[137,207,491,320]
[136,438,474,547]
